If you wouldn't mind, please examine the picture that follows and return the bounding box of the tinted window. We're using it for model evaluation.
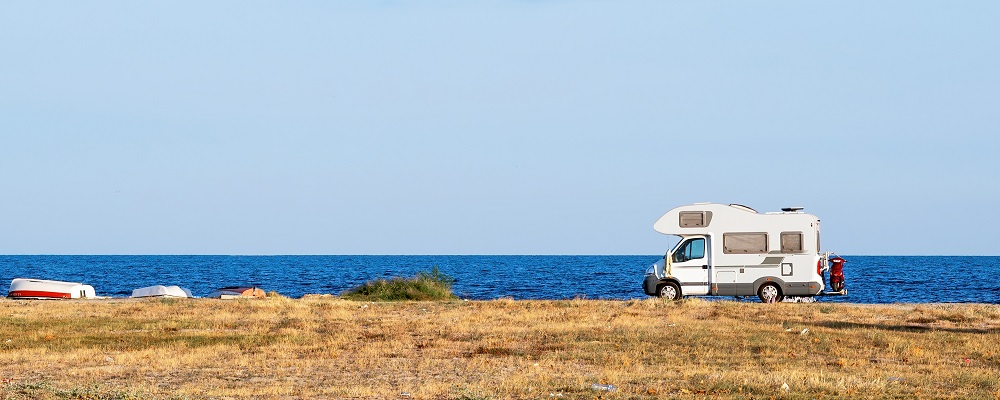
[673,238,705,262]
[780,232,803,253]
[723,232,768,254]
[679,212,708,227]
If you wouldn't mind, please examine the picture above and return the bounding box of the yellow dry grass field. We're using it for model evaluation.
[1,297,999,399]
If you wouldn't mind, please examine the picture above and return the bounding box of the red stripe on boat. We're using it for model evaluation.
[9,290,72,299]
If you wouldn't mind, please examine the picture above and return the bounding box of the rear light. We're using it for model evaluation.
[817,259,823,275]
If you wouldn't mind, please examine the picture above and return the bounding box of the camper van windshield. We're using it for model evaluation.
[673,238,705,262]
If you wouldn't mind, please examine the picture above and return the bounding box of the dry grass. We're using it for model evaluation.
[1,297,999,399]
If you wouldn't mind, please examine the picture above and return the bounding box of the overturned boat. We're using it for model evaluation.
[8,278,97,299]
[131,285,193,298]
[207,286,266,299]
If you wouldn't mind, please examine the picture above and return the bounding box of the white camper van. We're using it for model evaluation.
[642,203,846,303]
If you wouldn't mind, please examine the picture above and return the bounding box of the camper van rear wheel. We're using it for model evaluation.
[657,282,682,301]
[757,283,783,303]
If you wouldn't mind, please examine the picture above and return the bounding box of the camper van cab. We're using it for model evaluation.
[643,203,843,303]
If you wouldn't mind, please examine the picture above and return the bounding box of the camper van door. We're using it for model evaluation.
[671,236,710,295]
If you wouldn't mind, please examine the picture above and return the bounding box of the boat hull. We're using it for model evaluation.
[131,285,192,298]
[208,286,266,299]
[9,278,96,299]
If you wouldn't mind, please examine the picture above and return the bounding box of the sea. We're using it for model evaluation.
[1,255,997,303]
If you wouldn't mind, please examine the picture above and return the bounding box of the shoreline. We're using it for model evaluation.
[3,294,999,306]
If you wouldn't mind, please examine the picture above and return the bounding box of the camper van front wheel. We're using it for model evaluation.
[757,283,784,303]
[657,282,682,301]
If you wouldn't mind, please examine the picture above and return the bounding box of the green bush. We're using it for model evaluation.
[342,267,457,301]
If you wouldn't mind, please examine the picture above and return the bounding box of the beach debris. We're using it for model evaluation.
[548,393,563,397]
[782,296,817,303]
[591,383,617,392]
[668,323,677,327]
[104,356,114,363]
[800,328,810,336]
[887,376,904,383]
[399,392,412,398]
[781,382,790,392]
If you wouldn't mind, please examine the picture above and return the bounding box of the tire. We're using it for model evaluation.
[757,283,783,303]
[657,281,682,301]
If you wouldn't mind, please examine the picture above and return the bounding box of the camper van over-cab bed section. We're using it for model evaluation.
[652,203,821,254]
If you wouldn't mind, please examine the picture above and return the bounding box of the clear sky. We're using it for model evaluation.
[2,1,998,255]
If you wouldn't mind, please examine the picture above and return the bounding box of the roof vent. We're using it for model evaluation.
[729,204,758,213]
[781,207,804,212]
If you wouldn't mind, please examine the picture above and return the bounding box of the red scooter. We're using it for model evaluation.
[828,255,846,292]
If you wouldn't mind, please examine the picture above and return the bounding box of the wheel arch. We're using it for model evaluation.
[752,277,787,294]
[658,277,683,291]
[655,278,683,300]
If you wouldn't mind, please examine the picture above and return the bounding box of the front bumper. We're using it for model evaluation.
[643,274,660,296]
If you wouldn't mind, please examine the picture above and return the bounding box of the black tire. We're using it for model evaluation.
[757,283,784,303]
[657,281,682,301]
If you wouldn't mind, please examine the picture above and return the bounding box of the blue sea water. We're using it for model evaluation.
[0,255,997,303]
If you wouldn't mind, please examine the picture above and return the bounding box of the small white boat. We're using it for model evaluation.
[131,285,193,298]
[207,286,266,299]
[8,278,97,299]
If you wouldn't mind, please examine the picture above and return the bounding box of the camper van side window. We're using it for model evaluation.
[780,232,804,253]
[679,211,711,228]
[723,233,768,254]
[673,238,705,262]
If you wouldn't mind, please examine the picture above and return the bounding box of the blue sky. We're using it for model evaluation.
[1,1,997,255]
